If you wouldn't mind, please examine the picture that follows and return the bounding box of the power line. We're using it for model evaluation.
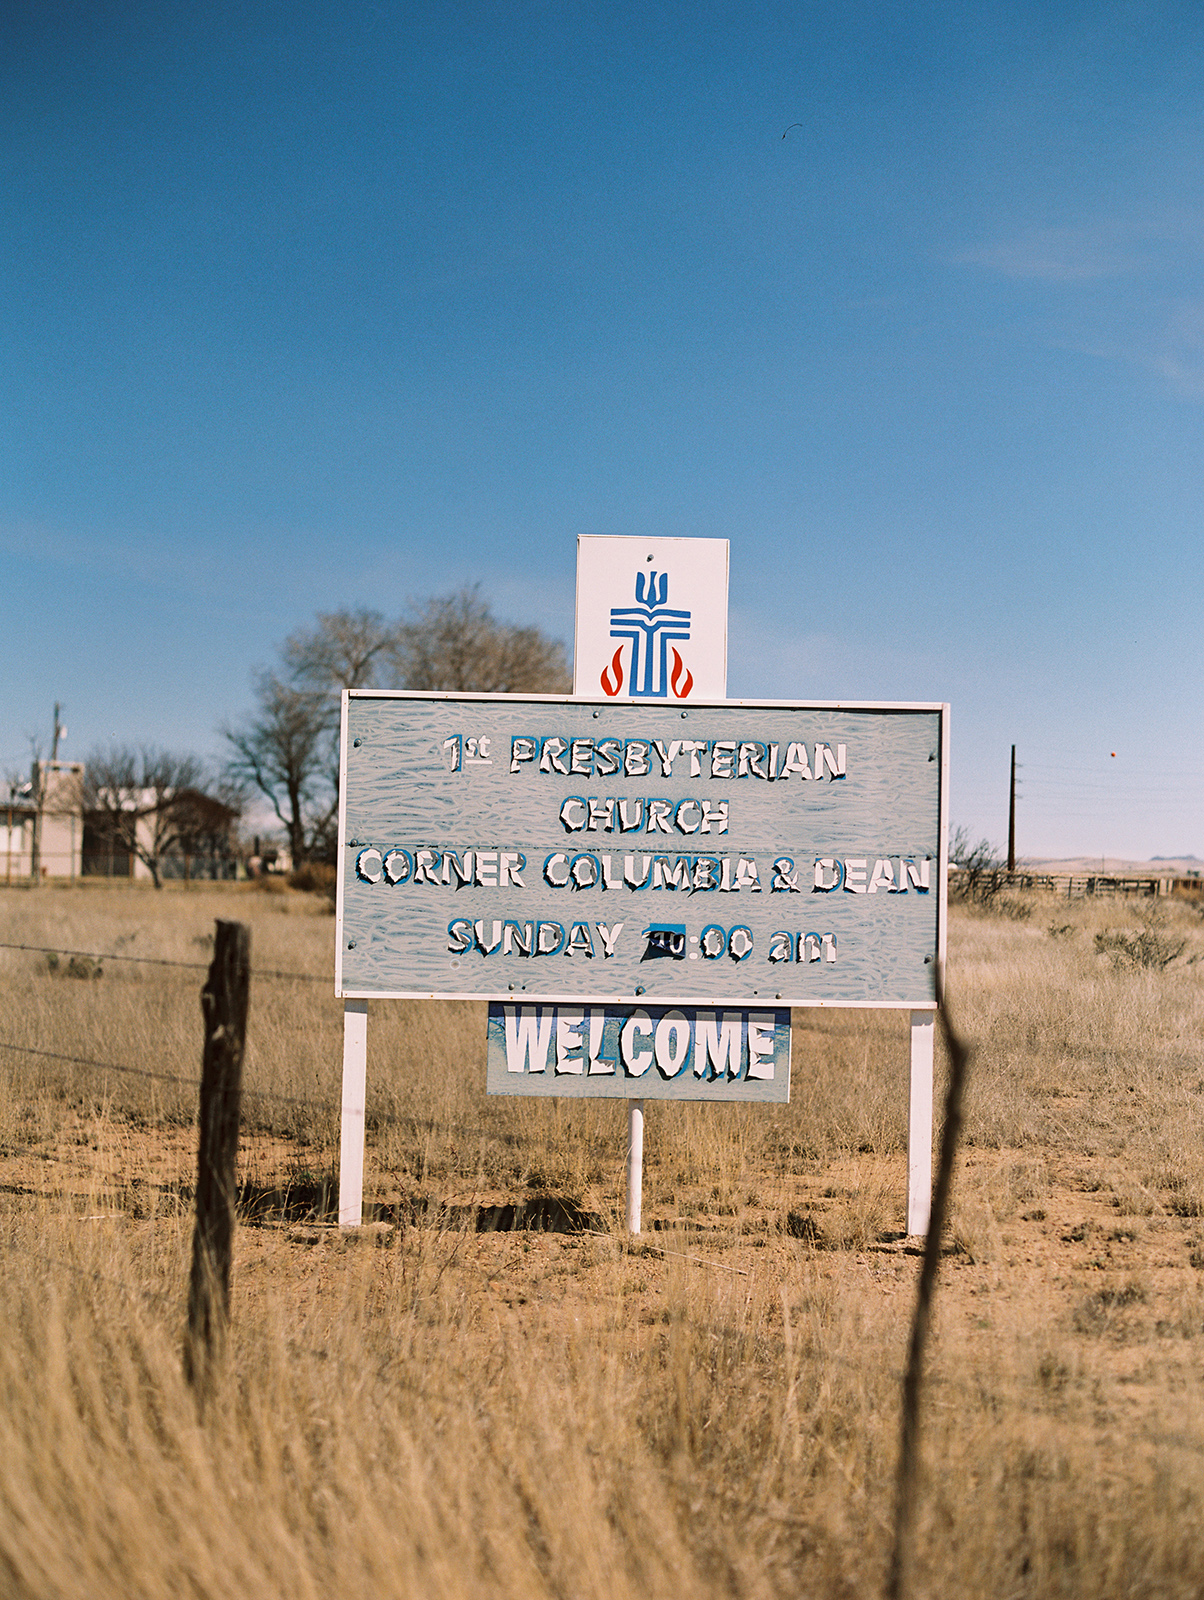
[1023,761,1204,777]
[1021,779,1202,795]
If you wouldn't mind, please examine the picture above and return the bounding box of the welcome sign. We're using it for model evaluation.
[335,693,948,1014]
[484,1002,791,1101]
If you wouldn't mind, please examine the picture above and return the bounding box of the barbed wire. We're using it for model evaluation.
[23,1249,179,1309]
[0,1137,88,1169]
[0,1150,193,1202]
[0,1038,330,1107]
[0,940,329,983]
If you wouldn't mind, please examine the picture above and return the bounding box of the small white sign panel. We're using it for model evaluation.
[574,536,729,702]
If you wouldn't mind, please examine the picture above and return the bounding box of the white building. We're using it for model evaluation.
[3,762,85,881]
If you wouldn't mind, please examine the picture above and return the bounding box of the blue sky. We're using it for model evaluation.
[3,0,1202,860]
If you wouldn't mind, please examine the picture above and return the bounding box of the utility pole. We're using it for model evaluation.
[1007,744,1016,874]
[31,703,65,881]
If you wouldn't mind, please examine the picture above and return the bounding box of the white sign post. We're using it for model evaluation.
[338,1000,368,1228]
[908,1011,935,1235]
[574,535,730,1230]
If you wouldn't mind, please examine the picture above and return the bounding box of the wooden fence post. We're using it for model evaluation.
[185,919,249,1408]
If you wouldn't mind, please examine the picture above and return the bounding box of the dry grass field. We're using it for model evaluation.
[2,880,1204,1598]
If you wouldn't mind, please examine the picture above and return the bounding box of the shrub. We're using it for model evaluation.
[949,826,1007,906]
[1095,910,1186,971]
[289,862,337,895]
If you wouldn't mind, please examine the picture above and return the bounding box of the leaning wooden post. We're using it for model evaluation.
[887,1003,972,1600]
[185,919,249,1409]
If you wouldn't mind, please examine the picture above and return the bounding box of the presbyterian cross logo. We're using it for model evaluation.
[601,569,695,698]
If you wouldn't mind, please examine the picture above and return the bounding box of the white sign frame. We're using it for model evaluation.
[333,691,948,1007]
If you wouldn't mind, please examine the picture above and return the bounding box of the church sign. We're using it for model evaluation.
[334,536,947,1227]
[335,693,947,1018]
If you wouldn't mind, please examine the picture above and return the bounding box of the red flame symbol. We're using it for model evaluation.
[670,648,693,699]
[600,646,624,696]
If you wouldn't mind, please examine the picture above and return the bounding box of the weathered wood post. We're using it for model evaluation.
[185,919,249,1408]
[887,1004,972,1600]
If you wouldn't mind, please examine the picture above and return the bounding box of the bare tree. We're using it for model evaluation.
[949,825,1003,904]
[83,747,208,889]
[280,590,570,696]
[228,612,396,867]
[388,586,571,693]
[223,591,569,867]
[172,786,243,880]
[281,608,399,691]
[223,673,339,867]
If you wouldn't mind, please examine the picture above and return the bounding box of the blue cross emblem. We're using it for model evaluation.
[608,571,691,698]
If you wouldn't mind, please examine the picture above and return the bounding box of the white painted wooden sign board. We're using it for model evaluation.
[336,694,945,1007]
